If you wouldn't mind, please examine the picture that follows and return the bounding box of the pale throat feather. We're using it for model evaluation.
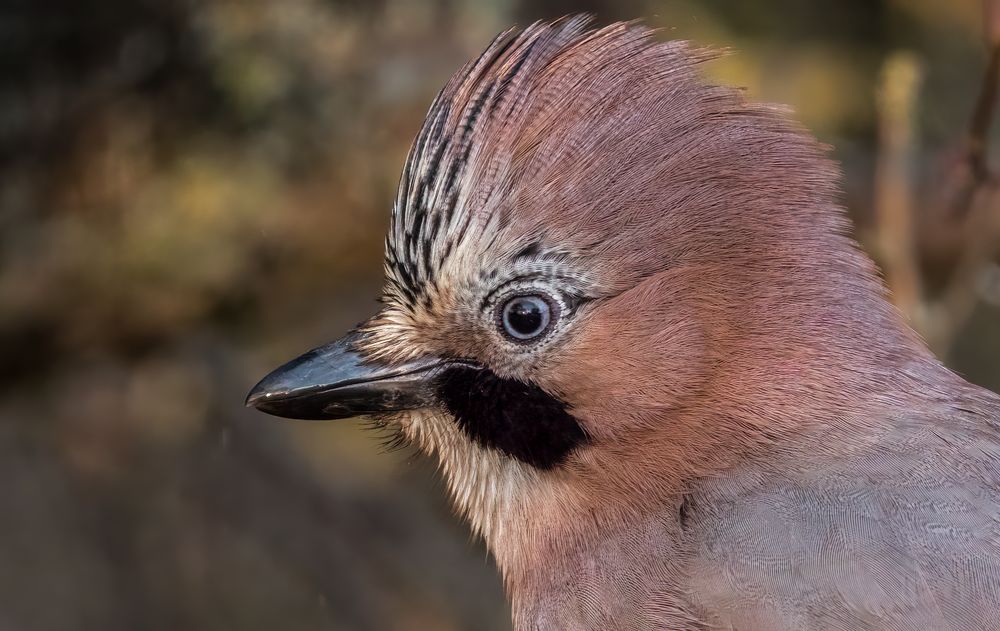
[397,409,573,570]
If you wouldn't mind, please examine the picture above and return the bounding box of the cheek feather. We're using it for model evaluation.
[392,407,561,552]
[435,365,589,470]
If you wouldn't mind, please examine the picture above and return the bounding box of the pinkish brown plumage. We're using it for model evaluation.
[248,17,1000,630]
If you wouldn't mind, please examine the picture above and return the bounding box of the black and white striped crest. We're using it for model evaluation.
[383,17,594,311]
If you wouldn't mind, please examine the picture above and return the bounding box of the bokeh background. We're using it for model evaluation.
[2,1,998,629]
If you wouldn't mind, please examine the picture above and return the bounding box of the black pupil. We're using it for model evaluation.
[508,299,543,335]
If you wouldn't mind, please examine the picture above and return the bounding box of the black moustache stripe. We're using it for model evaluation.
[434,365,588,469]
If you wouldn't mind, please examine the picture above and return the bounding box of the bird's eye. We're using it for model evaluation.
[499,294,554,341]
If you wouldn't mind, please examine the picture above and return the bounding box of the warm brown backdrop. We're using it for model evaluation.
[2,1,998,629]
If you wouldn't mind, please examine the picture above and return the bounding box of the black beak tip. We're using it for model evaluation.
[244,370,317,418]
[243,382,326,420]
[244,332,445,421]
[243,378,288,415]
[244,384,267,409]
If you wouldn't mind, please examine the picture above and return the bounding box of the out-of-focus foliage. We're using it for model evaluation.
[0,1,996,629]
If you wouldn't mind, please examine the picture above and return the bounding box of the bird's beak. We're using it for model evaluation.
[245,330,444,420]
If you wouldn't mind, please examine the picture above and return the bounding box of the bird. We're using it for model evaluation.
[246,16,1000,631]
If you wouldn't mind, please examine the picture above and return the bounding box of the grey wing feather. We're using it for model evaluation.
[687,396,1000,630]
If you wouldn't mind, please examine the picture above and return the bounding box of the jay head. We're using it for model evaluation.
[248,17,1000,630]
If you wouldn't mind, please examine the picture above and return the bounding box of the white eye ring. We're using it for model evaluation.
[499,294,554,341]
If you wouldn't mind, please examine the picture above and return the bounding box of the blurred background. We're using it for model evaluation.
[1,0,998,629]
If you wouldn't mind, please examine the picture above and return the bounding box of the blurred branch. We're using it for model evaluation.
[874,52,924,325]
[931,184,1000,353]
[946,0,1000,218]
[924,0,1000,354]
